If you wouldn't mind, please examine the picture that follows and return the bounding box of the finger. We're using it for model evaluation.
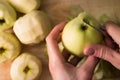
[101,29,116,49]
[69,56,83,66]
[46,22,66,63]
[57,32,62,43]
[105,21,120,45]
[104,35,119,50]
[47,22,66,41]
[62,49,71,61]
[84,44,120,70]
[78,56,99,75]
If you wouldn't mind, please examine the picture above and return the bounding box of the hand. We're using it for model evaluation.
[46,22,99,80]
[84,21,120,70]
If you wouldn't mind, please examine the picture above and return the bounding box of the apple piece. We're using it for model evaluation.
[62,12,103,57]
[58,42,64,53]
[10,53,42,80]
[0,32,21,63]
[13,10,52,45]
[8,0,41,13]
[0,0,17,31]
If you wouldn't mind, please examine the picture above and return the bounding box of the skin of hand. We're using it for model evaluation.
[84,21,120,70]
[46,22,99,80]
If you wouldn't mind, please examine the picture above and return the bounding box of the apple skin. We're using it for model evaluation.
[62,12,103,57]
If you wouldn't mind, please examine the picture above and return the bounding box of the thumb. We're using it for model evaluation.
[84,44,120,70]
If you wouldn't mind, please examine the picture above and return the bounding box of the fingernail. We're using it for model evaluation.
[86,48,95,55]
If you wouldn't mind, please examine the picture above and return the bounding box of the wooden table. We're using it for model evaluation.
[1,0,120,80]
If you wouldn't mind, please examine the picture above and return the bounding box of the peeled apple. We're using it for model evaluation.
[10,53,42,80]
[0,32,21,63]
[13,10,51,44]
[8,0,41,13]
[62,12,103,57]
[0,0,17,31]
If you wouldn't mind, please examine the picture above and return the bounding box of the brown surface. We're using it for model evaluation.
[0,0,120,80]
[41,0,120,26]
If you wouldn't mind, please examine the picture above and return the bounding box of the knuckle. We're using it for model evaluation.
[46,35,53,42]
[45,36,50,41]
[45,37,50,43]
[94,46,109,60]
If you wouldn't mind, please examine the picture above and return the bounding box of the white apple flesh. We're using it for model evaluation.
[0,32,21,63]
[0,0,17,31]
[10,53,42,80]
[13,10,51,45]
[62,12,103,57]
[8,0,41,13]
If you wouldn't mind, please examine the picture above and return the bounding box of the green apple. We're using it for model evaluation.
[62,12,103,57]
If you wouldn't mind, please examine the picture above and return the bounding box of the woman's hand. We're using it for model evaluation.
[46,22,99,80]
[84,21,120,70]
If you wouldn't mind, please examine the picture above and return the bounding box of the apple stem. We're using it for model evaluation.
[81,25,87,30]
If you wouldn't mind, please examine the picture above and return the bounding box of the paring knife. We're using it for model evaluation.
[83,18,119,50]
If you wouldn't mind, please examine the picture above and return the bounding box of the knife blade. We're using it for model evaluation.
[83,18,119,50]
